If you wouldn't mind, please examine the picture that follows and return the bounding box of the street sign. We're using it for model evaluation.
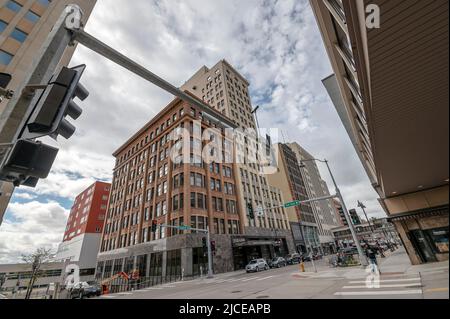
[178,225,191,231]
[284,200,301,208]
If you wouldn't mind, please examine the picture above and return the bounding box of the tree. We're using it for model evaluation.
[21,248,53,300]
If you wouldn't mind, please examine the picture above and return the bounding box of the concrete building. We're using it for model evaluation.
[332,199,346,227]
[332,218,401,248]
[0,0,97,226]
[55,181,111,270]
[311,0,449,264]
[266,143,321,254]
[288,143,341,254]
[96,92,294,282]
[181,59,294,257]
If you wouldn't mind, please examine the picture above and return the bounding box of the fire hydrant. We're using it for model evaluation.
[300,262,305,272]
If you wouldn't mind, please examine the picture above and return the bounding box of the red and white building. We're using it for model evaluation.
[55,181,111,270]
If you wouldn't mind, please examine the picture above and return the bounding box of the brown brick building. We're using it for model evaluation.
[96,95,245,280]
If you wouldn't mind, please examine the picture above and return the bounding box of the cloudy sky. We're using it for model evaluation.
[0,0,383,264]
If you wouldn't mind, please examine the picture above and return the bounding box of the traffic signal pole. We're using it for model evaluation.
[0,5,82,222]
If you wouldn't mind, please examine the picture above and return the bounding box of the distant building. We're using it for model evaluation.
[332,199,347,227]
[266,143,321,255]
[287,142,341,255]
[55,181,111,270]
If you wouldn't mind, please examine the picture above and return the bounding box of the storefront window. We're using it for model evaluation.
[427,227,449,253]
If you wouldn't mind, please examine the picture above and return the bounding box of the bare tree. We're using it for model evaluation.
[21,248,53,300]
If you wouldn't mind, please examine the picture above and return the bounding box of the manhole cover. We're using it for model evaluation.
[256,296,269,299]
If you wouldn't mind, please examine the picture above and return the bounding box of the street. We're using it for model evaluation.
[98,249,449,300]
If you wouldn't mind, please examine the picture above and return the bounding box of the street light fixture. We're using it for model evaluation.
[299,159,368,267]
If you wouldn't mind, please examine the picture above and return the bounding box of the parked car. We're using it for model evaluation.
[286,253,302,265]
[269,257,287,268]
[69,281,102,299]
[246,259,269,273]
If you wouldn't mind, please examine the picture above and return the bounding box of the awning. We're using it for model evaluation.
[388,205,449,222]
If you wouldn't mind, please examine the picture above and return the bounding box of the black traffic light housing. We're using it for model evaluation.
[151,220,158,233]
[247,203,255,219]
[202,237,207,252]
[0,140,59,187]
[20,64,88,140]
[211,240,216,252]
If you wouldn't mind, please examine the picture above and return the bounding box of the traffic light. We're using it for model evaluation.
[211,241,216,253]
[151,220,158,233]
[20,65,89,140]
[247,203,255,219]
[0,140,59,187]
[202,237,207,252]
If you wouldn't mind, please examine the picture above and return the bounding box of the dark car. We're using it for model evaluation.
[269,257,287,268]
[69,281,102,299]
[286,253,302,265]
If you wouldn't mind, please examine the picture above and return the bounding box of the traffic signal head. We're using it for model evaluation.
[202,237,207,251]
[151,220,158,233]
[0,140,59,187]
[20,65,88,140]
[211,241,216,252]
[247,203,255,219]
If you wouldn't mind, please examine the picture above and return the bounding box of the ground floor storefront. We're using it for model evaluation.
[390,205,449,265]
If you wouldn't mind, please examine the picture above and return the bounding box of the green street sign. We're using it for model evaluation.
[284,201,301,208]
[178,225,191,231]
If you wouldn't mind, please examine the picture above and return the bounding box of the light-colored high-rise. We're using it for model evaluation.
[288,142,341,254]
[0,0,97,226]
[182,59,295,257]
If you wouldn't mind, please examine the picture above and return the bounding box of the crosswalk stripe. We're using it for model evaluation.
[348,278,421,284]
[343,283,422,289]
[100,295,116,298]
[335,290,422,296]
[242,277,258,282]
[118,292,133,295]
[256,276,275,281]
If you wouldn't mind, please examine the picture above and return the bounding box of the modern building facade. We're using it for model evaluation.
[288,143,341,254]
[55,181,110,270]
[181,60,295,259]
[267,143,321,254]
[311,0,449,264]
[0,0,97,226]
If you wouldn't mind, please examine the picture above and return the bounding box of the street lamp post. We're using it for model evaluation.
[300,159,368,267]
[358,201,375,233]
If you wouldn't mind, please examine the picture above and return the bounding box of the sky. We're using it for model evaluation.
[0,0,384,264]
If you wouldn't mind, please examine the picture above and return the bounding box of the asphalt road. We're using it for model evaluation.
[97,250,449,300]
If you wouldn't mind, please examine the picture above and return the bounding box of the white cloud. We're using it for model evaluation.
[0,201,69,264]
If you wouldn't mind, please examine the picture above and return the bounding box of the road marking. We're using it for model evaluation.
[117,292,133,295]
[256,275,276,281]
[242,277,259,282]
[420,266,449,272]
[100,295,116,298]
[348,278,421,284]
[343,283,422,289]
[161,285,176,288]
[425,288,449,293]
[335,290,422,296]
[144,287,163,290]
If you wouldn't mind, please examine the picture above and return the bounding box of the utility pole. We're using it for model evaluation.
[358,201,374,233]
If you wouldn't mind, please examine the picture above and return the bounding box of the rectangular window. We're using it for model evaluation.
[25,10,40,23]
[6,1,22,12]
[0,50,13,65]
[10,28,28,43]
[0,20,7,33]
[37,0,51,6]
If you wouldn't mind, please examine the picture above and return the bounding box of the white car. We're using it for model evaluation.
[246,259,269,273]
